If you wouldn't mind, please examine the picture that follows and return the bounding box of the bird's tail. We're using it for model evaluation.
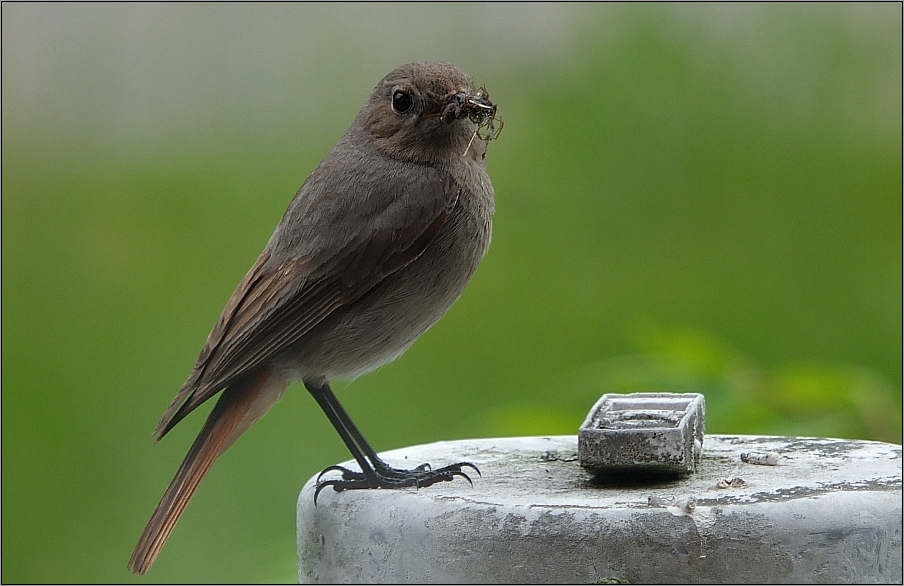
[128,369,286,575]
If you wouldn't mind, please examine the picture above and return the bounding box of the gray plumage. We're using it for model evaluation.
[130,61,498,575]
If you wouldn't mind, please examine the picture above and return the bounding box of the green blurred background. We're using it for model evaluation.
[2,3,901,583]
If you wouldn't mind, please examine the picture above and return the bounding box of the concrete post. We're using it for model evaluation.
[298,435,902,583]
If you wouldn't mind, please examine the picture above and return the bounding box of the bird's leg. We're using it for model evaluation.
[304,381,479,502]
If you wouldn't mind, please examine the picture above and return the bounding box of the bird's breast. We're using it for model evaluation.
[280,167,493,383]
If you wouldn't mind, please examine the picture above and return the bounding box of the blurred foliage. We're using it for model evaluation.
[2,3,901,584]
[577,325,902,443]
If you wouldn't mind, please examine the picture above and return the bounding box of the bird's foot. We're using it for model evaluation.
[314,459,479,503]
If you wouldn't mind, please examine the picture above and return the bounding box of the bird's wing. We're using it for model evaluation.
[153,162,460,439]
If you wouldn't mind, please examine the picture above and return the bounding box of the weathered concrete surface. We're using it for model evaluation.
[298,435,902,584]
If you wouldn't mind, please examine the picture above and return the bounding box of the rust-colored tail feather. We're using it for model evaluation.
[128,371,283,575]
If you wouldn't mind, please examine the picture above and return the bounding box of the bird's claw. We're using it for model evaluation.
[313,461,479,505]
[316,465,363,482]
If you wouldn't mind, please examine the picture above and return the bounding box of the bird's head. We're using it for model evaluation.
[357,61,501,164]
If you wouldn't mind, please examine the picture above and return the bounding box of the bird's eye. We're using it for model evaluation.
[391,90,413,114]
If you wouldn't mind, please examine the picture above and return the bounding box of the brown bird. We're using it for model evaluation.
[128,61,500,575]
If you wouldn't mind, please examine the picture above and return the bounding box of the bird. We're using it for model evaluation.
[128,60,500,575]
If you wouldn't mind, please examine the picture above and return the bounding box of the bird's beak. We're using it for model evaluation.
[441,88,497,126]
